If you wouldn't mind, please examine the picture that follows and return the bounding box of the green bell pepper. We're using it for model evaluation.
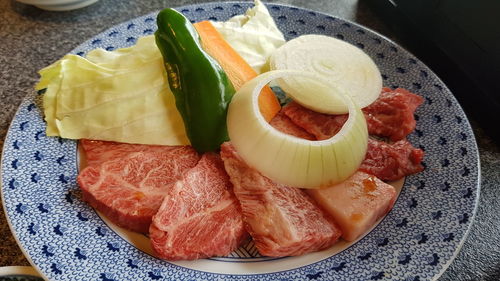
[155,8,235,153]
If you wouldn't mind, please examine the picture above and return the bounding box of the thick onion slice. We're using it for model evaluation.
[270,34,382,114]
[227,70,368,188]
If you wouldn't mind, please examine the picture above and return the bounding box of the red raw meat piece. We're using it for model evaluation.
[282,101,348,140]
[282,87,424,141]
[364,87,424,141]
[269,110,315,140]
[281,89,425,181]
[150,153,247,260]
[220,143,342,257]
[77,142,199,233]
[360,138,424,181]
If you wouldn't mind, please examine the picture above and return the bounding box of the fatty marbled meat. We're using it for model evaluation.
[150,153,247,260]
[220,142,342,257]
[79,139,189,167]
[77,141,200,233]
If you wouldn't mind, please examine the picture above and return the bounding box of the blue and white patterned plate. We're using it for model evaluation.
[1,2,480,281]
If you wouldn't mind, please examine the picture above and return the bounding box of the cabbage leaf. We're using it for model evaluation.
[211,0,286,74]
[36,36,189,145]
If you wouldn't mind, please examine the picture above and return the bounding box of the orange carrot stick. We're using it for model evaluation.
[194,20,281,122]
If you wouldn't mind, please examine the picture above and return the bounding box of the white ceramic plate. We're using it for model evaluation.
[1,2,480,280]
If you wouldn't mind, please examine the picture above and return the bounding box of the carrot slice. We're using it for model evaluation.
[194,20,281,122]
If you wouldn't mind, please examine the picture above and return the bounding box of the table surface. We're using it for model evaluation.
[1,0,499,280]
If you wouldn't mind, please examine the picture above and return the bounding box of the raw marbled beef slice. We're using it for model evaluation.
[80,139,184,167]
[150,153,247,260]
[77,144,199,233]
[220,142,342,257]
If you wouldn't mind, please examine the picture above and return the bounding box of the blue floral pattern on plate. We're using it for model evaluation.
[1,2,480,280]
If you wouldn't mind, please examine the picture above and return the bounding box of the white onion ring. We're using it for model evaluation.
[227,69,368,188]
[270,34,382,114]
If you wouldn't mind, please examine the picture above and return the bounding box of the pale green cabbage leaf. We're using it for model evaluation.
[211,0,286,74]
[36,36,189,146]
